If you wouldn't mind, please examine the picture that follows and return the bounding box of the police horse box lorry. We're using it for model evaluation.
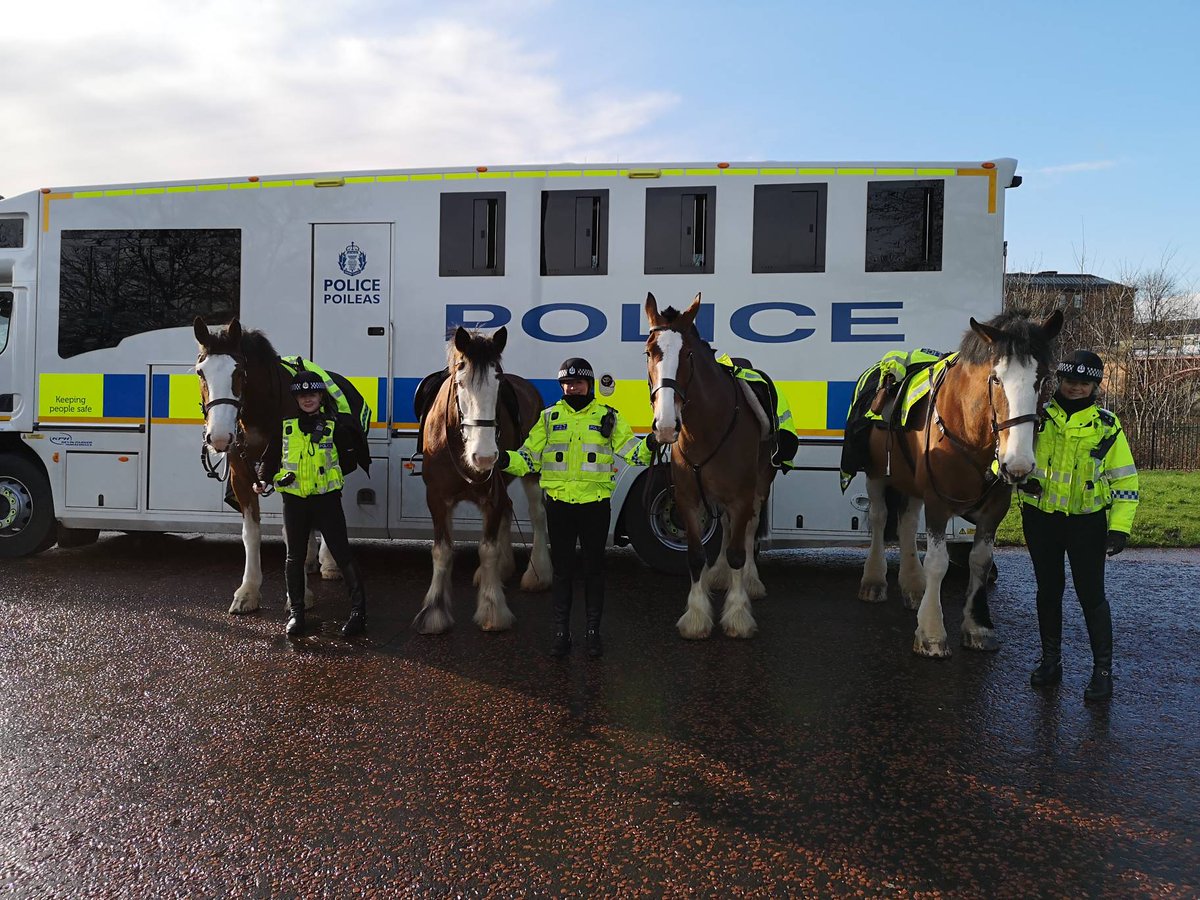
[0,158,1020,568]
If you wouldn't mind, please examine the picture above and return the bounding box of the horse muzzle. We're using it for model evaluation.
[205,431,234,453]
[652,418,681,445]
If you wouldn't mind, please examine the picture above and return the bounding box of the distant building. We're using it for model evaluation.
[1004,271,1134,352]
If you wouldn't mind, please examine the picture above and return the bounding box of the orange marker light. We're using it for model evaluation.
[717,162,730,169]
[40,187,51,194]
[982,162,996,169]
[248,176,260,182]
[477,166,488,173]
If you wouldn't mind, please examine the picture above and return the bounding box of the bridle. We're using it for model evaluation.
[196,350,272,492]
[923,356,1046,508]
[446,360,503,487]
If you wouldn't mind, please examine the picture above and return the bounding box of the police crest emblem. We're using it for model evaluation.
[338,242,367,276]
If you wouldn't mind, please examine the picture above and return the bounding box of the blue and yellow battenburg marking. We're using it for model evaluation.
[389,377,856,435]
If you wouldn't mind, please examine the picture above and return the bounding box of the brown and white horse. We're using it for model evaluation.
[859,310,1063,656]
[413,326,552,634]
[194,317,368,613]
[645,293,777,639]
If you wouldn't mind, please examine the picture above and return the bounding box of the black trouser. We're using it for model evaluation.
[1021,506,1112,666]
[544,497,610,633]
[282,490,357,610]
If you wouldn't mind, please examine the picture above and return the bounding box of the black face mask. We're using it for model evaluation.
[1054,387,1096,418]
[298,412,327,437]
[563,392,593,411]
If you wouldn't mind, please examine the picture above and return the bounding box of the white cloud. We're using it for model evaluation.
[1027,160,1118,177]
[3,0,677,194]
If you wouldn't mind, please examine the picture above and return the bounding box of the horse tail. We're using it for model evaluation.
[883,486,905,542]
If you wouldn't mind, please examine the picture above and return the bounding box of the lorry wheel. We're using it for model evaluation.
[623,468,721,575]
[0,453,56,558]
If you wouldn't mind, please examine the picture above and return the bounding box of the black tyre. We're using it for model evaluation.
[622,468,721,575]
[0,452,56,558]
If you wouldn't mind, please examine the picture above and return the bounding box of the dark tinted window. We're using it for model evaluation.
[440,192,505,276]
[645,186,715,275]
[541,190,608,275]
[58,229,241,359]
[752,184,827,273]
[866,179,943,272]
[0,218,23,249]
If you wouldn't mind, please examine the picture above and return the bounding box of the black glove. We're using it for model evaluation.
[497,450,514,471]
[277,472,296,487]
[643,433,660,453]
[1106,531,1127,557]
[1019,477,1043,497]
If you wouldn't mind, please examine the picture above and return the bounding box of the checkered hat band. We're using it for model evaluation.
[291,377,327,393]
[558,366,593,380]
[1057,362,1103,380]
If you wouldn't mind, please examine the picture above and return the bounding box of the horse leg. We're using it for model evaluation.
[913,511,952,658]
[318,532,342,581]
[719,503,758,639]
[474,499,515,632]
[304,532,321,574]
[961,531,999,652]
[520,476,553,591]
[742,501,767,601]
[413,504,455,634]
[858,476,889,603]
[702,512,732,594]
[676,503,715,640]
[496,509,517,582]
[229,470,263,614]
[897,497,926,610]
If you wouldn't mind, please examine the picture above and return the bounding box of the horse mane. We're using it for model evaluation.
[445,330,505,374]
[656,306,718,361]
[958,309,1055,368]
[200,323,280,366]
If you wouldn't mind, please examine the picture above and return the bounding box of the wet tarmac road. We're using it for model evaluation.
[0,534,1197,898]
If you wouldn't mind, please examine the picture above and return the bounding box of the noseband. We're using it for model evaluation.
[647,325,693,408]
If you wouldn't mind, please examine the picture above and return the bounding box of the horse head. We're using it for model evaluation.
[964,309,1064,483]
[448,325,508,472]
[194,316,245,452]
[644,291,703,445]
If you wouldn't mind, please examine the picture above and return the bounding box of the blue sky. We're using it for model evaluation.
[5,0,1197,288]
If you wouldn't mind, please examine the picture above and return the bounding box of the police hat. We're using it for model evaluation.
[1056,349,1104,384]
[557,357,595,384]
[290,370,328,394]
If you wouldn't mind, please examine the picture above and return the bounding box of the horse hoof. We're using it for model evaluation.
[721,619,758,639]
[746,580,767,601]
[229,591,261,614]
[412,608,452,635]
[321,567,342,581]
[902,591,923,611]
[962,631,1000,652]
[858,582,888,603]
[520,571,552,592]
[475,609,516,631]
[913,635,952,658]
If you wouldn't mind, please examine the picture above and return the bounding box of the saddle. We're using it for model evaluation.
[873,359,939,432]
[725,357,780,436]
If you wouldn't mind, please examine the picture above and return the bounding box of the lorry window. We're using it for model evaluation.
[865,179,944,272]
[752,183,827,273]
[644,186,715,275]
[541,190,608,276]
[439,192,506,276]
[0,219,23,249]
[58,229,241,359]
[0,291,11,354]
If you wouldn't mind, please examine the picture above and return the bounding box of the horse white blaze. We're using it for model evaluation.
[652,330,682,444]
[995,356,1039,480]
[458,363,501,470]
[198,355,239,452]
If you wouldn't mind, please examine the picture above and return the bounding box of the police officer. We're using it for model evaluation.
[501,358,656,658]
[255,370,369,639]
[1017,350,1139,701]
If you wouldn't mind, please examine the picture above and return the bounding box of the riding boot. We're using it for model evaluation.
[1029,654,1062,688]
[1031,587,1063,688]
[584,577,604,658]
[1082,599,1114,701]
[285,559,307,639]
[340,560,368,639]
[549,577,573,657]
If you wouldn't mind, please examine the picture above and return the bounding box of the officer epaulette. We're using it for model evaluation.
[1097,408,1116,428]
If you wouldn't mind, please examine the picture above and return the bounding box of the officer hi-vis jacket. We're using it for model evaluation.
[1017,399,1139,534]
[274,416,346,497]
[503,398,654,503]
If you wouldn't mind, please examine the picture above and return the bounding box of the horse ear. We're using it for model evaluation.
[679,292,702,328]
[493,326,507,354]
[194,317,210,346]
[453,326,471,353]
[226,317,242,344]
[1041,309,1064,340]
[644,292,662,327]
[969,317,1006,345]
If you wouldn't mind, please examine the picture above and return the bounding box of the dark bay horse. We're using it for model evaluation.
[645,292,777,639]
[859,309,1063,657]
[194,317,371,614]
[413,326,551,634]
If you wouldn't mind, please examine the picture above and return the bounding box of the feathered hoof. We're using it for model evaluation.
[913,634,952,658]
[475,608,516,632]
[520,570,552,592]
[412,606,453,635]
[677,610,713,640]
[229,588,261,615]
[720,610,758,639]
[320,566,342,581]
[858,581,888,603]
[745,578,767,601]
[901,590,923,611]
[962,629,1000,652]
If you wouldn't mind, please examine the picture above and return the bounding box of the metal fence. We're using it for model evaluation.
[1132,421,1200,470]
